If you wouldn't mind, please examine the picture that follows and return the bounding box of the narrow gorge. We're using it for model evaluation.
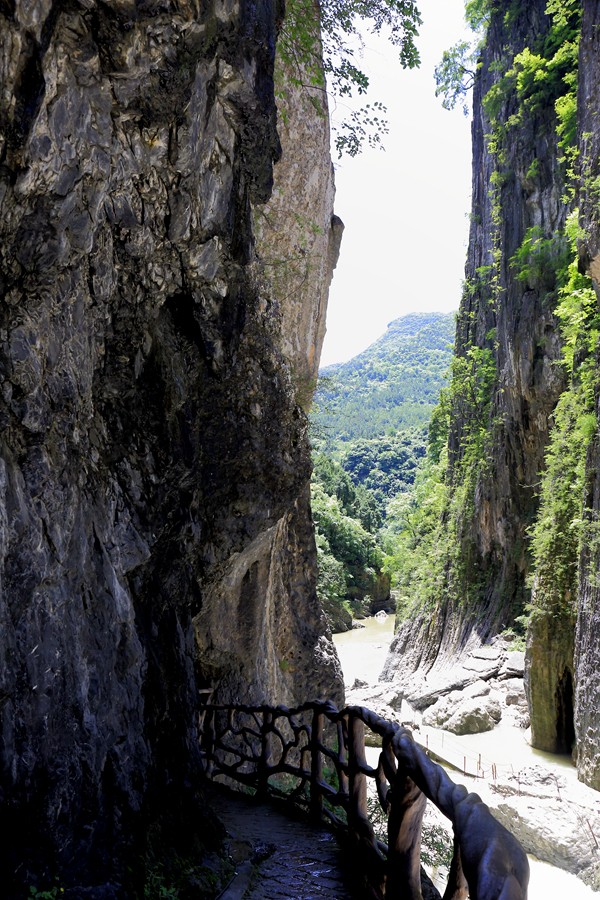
[3,0,600,896]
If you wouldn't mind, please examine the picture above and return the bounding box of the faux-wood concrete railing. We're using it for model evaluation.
[198,700,529,899]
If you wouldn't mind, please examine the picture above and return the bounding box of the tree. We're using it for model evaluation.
[433,0,490,114]
[434,40,476,114]
[278,0,422,155]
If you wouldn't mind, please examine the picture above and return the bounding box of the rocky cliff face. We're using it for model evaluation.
[383,0,568,689]
[255,56,344,407]
[0,0,342,893]
[383,0,600,794]
[573,0,600,790]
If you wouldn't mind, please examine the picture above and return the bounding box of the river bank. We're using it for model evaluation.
[332,616,599,897]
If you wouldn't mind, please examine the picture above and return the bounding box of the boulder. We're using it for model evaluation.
[498,650,525,679]
[423,692,502,735]
[498,677,527,706]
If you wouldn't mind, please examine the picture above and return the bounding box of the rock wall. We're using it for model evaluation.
[450,0,567,630]
[383,0,567,691]
[0,0,342,893]
[574,0,600,790]
[525,612,575,754]
[382,0,600,792]
[255,52,344,407]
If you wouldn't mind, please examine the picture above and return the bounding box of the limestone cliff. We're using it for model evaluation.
[0,0,342,893]
[255,54,344,407]
[383,0,568,687]
[573,0,600,790]
[383,0,600,794]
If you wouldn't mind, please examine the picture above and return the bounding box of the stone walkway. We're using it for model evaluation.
[208,785,356,899]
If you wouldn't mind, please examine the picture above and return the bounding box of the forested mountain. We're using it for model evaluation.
[310,312,456,630]
[312,312,455,510]
[313,312,456,447]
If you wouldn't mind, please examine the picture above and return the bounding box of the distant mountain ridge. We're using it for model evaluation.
[310,311,457,630]
[313,312,456,448]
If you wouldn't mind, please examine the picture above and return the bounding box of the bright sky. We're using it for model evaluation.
[320,0,473,367]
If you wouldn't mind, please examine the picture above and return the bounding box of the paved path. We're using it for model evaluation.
[208,785,355,899]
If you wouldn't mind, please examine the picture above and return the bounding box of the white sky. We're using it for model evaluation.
[320,0,473,367]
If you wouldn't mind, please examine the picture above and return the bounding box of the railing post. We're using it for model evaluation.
[310,705,324,821]
[386,769,426,900]
[348,711,386,898]
[348,712,368,837]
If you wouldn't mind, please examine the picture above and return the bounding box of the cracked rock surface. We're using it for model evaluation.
[0,0,342,893]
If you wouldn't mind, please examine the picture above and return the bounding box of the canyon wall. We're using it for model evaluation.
[0,0,342,893]
[384,0,600,793]
[573,0,600,789]
[384,0,568,684]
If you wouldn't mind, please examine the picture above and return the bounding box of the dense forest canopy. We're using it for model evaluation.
[310,313,455,629]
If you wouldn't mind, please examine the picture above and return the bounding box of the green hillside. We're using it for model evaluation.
[312,312,456,448]
[310,312,456,630]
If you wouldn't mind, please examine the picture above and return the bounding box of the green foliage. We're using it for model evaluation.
[529,211,599,621]
[315,528,348,607]
[381,322,497,614]
[464,0,492,32]
[400,0,585,638]
[29,888,64,899]
[381,455,450,612]
[313,452,382,530]
[555,211,599,376]
[446,342,497,467]
[434,0,491,113]
[434,40,476,115]
[278,0,422,156]
[312,484,383,582]
[312,313,455,450]
[311,480,385,622]
[340,430,427,512]
[310,315,456,626]
[529,391,592,617]
[510,226,569,292]
[437,0,580,136]
[482,0,581,167]
[366,791,454,874]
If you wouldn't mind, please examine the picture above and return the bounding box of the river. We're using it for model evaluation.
[333,616,597,899]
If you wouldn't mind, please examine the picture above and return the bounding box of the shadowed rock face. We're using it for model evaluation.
[0,0,342,892]
[525,612,576,755]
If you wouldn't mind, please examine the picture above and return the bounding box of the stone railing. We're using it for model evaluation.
[198,699,529,899]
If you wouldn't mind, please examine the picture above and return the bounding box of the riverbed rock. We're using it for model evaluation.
[501,678,527,705]
[381,634,518,712]
[345,683,404,725]
[498,651,526,680]
[423,690,502,735]
[321,596,353,633]
[476,766,600,881]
